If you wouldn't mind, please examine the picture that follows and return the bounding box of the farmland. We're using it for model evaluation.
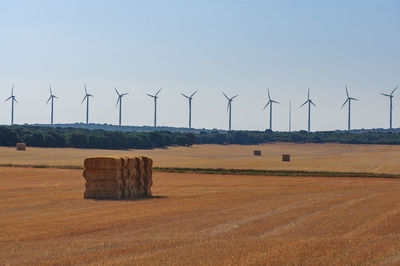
[1,142,400,174]
[1,167,400,264]
[1,142,400,264]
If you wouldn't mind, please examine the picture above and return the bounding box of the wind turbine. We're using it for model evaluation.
[115,87,128,126]
[341,85,359,131]
[181,90,198,129]
[380,85,398,129]
[81,84,93,125]
[46,85,58,125]
[263,89,279,131]
[223,92,238,131]
[4,85,18,125]
[300,87,316,132]
[146,88,162,127]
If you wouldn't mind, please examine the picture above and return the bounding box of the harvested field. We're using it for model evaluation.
[0,143,400,174]
[1,167,400,264]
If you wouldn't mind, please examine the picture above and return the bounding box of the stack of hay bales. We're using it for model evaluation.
[282,154,291,162]
[253,150,262,156]
[16,143,26,151]
[83,156,153,200]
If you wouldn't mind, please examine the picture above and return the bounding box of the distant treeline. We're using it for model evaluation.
[1,125,400,149]
[195,130,400,145]
[0,125,195,149]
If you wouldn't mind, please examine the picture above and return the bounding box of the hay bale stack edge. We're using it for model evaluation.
[83,156,153,200]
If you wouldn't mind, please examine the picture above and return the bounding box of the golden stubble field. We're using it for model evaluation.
[1,167,400,264]
[1,142,400,174]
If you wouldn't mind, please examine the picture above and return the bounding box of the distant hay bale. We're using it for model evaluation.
[83,156,153,200]
[253,150,262,156]
[16,143,26,151]
[282,154,291,162]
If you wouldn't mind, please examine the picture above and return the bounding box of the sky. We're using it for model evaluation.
[0,0,399,131]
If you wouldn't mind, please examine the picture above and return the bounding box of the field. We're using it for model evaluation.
[1,142,400,174]
[1,167,400,264]
[1,143,400,264]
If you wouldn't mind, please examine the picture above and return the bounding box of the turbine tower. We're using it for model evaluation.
[46,85,58,125]
[300,87,316,132]
[146,88,162,127]
[380,85,398,129]
[115,87,128,126]
[289,100,292,132]
[4,85,18,125]
[263,89,279,131]
[181,90,198,129]
[81,84,93,125]
[341,85,359,131]
[223,92,238,131]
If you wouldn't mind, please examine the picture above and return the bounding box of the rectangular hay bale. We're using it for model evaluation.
[83,155,153,200]
[253,150,262,156]
[16,143,26,151]
[282,154,291,162]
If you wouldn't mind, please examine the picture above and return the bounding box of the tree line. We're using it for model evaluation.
[1,125,400,149]
[195,130,400,145]
[0,125,195,149]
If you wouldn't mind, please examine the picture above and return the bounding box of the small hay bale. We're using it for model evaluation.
[16,143,26,151]
[282,154,291,162]
[253,150,262,156]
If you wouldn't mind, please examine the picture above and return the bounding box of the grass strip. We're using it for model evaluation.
[0,163,83,169]
[1,163,399,178]
[153,167,400,179]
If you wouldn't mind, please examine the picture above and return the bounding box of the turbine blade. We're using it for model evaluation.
[81,96,87,104]
[267,89,271,100]
[263,101,270,110]
[11,85,14,96]
[341,99,349,109]
[300,101,308,108]
[87,94,93,97]
[307,87,310,100]
[147,93,154,98]
[227,101,231,112]
[114,87,120,96]
[84,84,87,94]
[50,85,52,96]
[46,96,52,104]
[223,92,229,100]
[116,97,120,107]
[391,85,398,96]
[345,85,349,98]
[351,97,359,101]
[14,98,18,104]
[181,93,189,99]
[190,90,198,98]
[121,93,128,96]
[272,100,279,104]
[311,101,317,107]
[155,88,162,96]
[231,95,239,100]
[381,93,390,97]
[4,96,11,102]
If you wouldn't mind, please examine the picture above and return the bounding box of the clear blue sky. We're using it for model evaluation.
[0,0,399,131]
